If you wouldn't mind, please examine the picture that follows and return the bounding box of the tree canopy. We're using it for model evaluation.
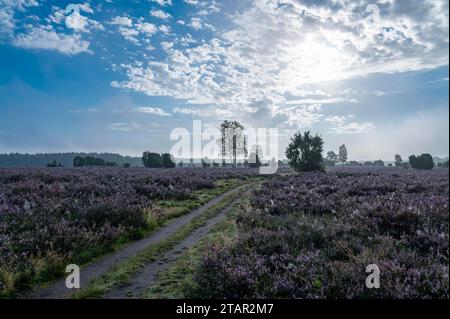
[285,131,324,172]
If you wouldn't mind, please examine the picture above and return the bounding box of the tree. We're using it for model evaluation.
[142,151,163,168]
[285,131,324,172]
[162,153,175,168]
[338,144,348,163]
[219,120,247,167]
[394,154,403,167]
[325,151,338,166]
[409,154,434,170]
[73,156,85,167]
[278,160,284,167]
[373,159,385,167]
[326,151,338,163]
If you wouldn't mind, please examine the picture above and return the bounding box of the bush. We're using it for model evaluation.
[142,152,163,168]
[409,154,434,170]
[285,131,324,172]
[162,153,176,168]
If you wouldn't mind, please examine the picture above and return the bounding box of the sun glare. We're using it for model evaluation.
[281,36,349,86]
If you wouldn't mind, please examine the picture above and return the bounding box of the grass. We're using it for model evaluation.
[71,180,259,299]
[20,178,248,297]
[143,193,253,299]
[151,178,244,225]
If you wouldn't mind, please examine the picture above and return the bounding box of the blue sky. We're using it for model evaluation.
[0,0,448,161]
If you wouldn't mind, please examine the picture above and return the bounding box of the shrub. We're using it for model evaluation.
[285,131,324,172]
[409,154,434,170]
[142,151,163,168]
[162,153,176,168]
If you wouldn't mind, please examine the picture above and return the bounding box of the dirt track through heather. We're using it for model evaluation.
[105,186,253,299]
[28,183,251,299]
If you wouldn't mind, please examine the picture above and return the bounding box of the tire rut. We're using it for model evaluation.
[27,183,251,299]
[105,187,253,299]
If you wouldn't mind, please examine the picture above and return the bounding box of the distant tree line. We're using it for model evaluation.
[437,160,449,168]
[73,156,118,167]
[284,130,448,173]
[0,152,142,168]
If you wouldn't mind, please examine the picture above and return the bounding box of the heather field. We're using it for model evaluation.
[0,167,258,297]
[1,166,449,299]
[152,167,449,299]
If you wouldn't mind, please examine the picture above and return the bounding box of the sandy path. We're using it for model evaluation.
[105,187,253,299]
[28,184,250,299]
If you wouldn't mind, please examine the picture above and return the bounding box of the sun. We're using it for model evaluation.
[280,35,350,86]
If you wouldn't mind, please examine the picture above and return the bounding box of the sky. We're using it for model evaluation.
[0,0,448,161]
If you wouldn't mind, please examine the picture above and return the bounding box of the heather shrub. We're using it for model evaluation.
[193,167,449,298]
[0,167,259,297]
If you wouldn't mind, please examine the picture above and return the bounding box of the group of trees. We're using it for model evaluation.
[285,131,445,173]
[394,153,436,170]
[325,145,348,166]
[142,152,175,168]
[0,153,142,168]
[73,156,118,167]
[408,154,434,170]
[138,118,445,173]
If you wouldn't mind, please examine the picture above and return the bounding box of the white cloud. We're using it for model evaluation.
[183,0,199,5]
[12,26,90,55]
[0,0,39,35]
[173,106,238,118]
[285,107,324,127]
[108,121,142,132]
[46,4,104,33]
[326,115,375,135]
[137,106,171,116]
[150,9,172,20]
[372,90,403,96]
[110,16,133,27]
[187,17,214,31]
[428,77,449,84]
[136,22,158,36]
[183,0,221,15]
[160,41,173,51]
[110,17,158,44]
[151,0,172,6]
[159,24,171,34]
[285,97,359,105]
[108,0,448,134]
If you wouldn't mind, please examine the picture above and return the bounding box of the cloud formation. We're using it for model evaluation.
[112,0,448,132]
[137,107,172,116]
[12,25,90,55]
